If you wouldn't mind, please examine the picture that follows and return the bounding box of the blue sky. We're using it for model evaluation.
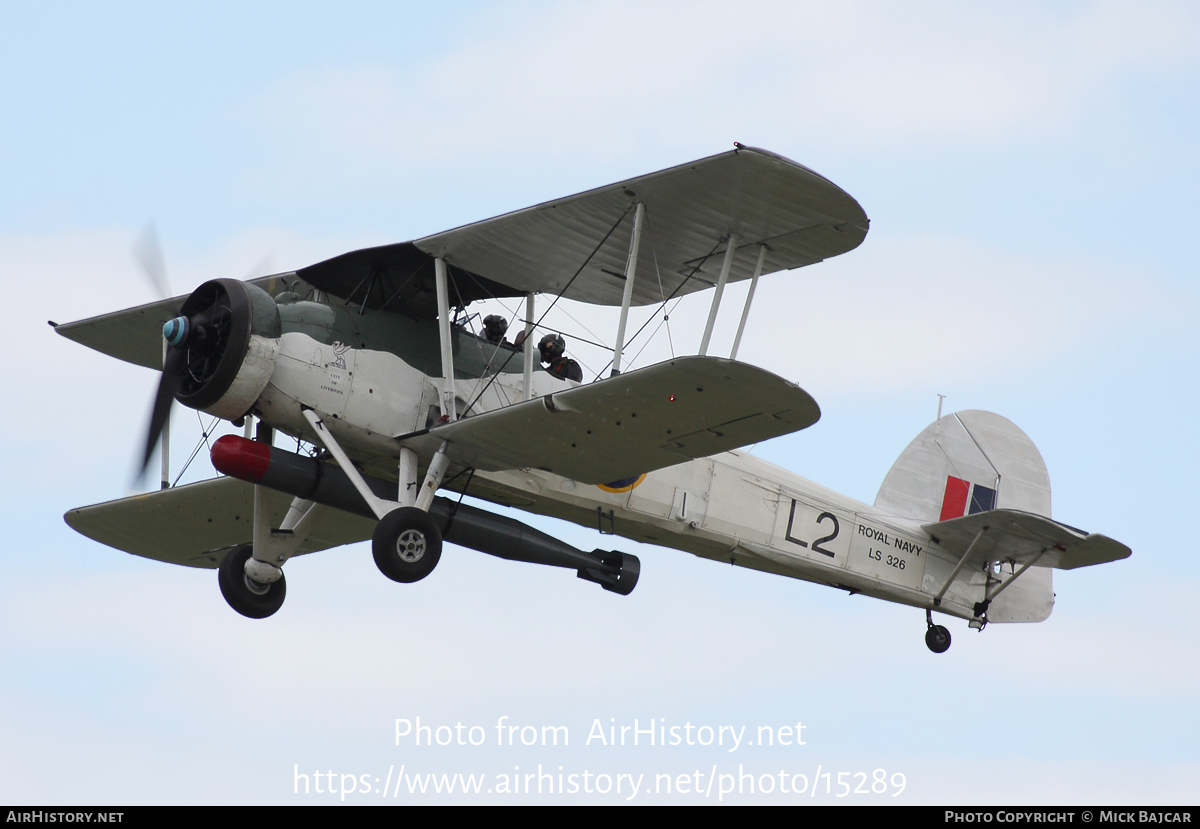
[1,1,1197,804]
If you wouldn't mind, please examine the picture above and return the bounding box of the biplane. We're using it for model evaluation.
[55,145,1130,653]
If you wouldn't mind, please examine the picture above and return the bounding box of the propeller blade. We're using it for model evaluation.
[243,251,275,282]
[138,345,186,482]
[133,222,171,299]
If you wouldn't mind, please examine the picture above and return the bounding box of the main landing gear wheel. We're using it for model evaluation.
[373,507,442,583]
[218,545,286,619]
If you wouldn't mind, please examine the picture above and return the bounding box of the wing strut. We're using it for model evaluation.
[610,201,645,377]
[932,527,988,607]
[459,206,632,416]
[730,244,767,360]
[522,293,535,401]
[699,235,738,356]
[434,257,457,421]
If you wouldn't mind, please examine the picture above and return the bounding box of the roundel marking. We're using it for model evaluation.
[596,473,647,494]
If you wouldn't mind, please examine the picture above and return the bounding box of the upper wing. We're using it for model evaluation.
[65,476,374,568]
[52,274,302,369]
[55,148,867,365]
[420,355,820,484]
[298,146,868,310]
[923,509,1131,570]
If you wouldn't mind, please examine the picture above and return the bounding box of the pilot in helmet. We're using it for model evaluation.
[483,314,509,345]
[538,333,583,382]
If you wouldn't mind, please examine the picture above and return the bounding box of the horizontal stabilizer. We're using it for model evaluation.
[923,509,1131,570]
[64,476,374,568]
[426,356,819,485]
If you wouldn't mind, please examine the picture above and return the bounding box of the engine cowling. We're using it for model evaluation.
[169,278,282,419]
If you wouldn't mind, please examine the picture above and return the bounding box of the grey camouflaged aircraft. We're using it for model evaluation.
[56,146,1131,653]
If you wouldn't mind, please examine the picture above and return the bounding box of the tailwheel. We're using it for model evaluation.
[924,609,951,653]
[373,507,442,583]
[218,545,286,619]
[925,625,951,653]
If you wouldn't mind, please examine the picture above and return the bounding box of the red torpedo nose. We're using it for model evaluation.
[211,434,271,482]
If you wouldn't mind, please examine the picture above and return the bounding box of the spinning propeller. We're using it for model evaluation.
[131,225,255,485]
[132,222,174,485]
[138,285,236,481]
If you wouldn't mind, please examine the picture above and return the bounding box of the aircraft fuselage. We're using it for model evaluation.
[242,299,1051,626]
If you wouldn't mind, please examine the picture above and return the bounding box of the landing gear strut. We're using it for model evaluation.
[301,409,450,586]
[925,608,951,654]
[219,545,286,619]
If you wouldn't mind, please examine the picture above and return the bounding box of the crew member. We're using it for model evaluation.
[538,333,583,382]
[482,314,510,345]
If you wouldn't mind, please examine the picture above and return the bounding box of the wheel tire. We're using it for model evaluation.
[925,624,952,654]
[373,507,443,583]
[218,545,286,619]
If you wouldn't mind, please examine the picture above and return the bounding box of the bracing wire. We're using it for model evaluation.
[458,204,634,418]
[592,235,724,378]
[649,222,675,359]
[171,412,221,487]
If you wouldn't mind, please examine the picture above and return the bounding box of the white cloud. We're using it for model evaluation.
[245,0,1199,198]
[734,232,1193,395]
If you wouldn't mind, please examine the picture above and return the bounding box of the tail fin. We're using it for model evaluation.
[874,410,1051,523]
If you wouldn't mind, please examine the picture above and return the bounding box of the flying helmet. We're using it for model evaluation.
[538,333,565,363]
[482,314,508,343]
